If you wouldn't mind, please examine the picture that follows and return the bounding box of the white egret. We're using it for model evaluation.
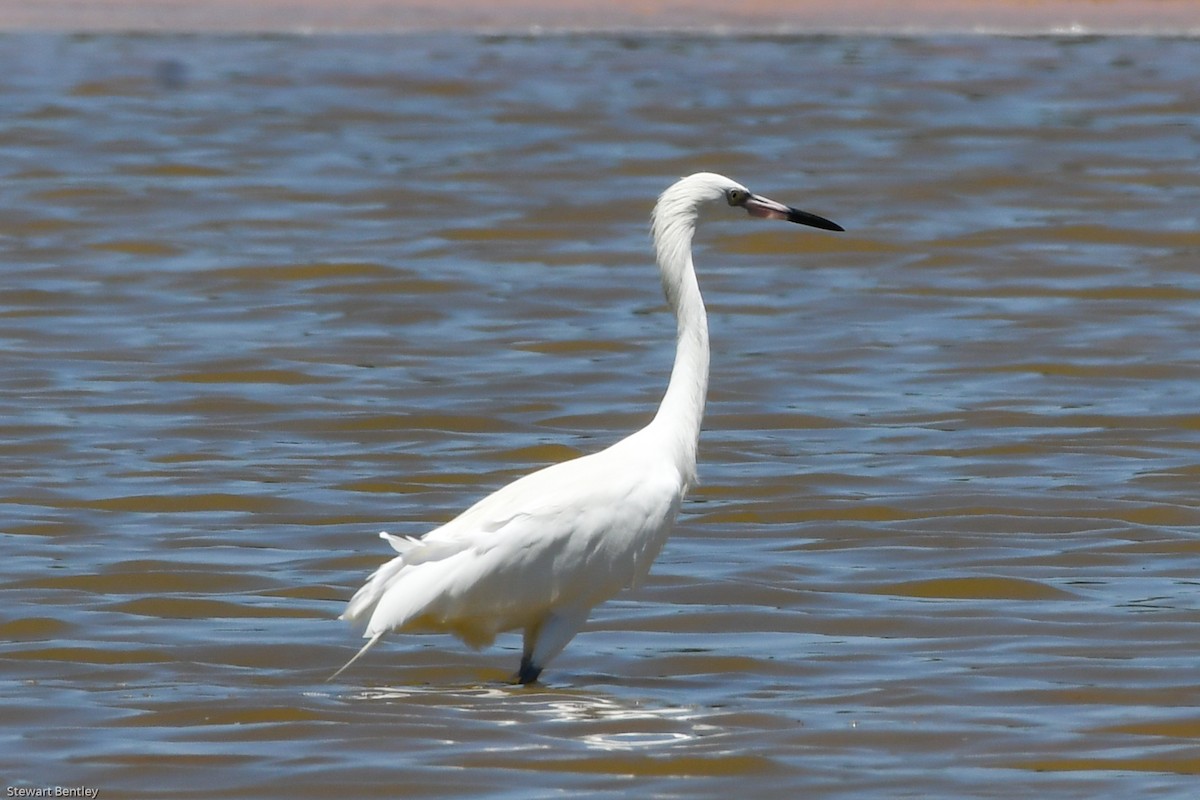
[333,172,843,684]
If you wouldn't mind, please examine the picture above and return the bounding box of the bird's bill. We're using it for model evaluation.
[744,194,844,232]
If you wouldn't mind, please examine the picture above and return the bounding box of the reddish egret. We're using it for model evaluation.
[333,172,842,684]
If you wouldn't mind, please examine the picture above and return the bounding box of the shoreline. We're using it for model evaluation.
[0,1,1198,35]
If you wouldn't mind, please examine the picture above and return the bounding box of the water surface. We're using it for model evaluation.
[2,33,1199,798]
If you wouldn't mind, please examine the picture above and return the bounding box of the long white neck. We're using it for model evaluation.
[647,199,709,489]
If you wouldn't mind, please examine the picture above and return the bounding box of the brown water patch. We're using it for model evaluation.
[874,576,1076,601]
[1011,755,1200,775]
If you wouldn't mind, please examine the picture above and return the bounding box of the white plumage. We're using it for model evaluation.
[333,172,842,684]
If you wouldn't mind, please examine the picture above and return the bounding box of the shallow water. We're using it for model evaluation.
[1,32,1199,798]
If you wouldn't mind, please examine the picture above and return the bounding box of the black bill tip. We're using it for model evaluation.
[787,207,844,232]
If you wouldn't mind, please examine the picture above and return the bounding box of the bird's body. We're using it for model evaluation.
[334,172,842,684]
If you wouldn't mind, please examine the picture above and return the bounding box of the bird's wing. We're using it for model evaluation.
[423,439,679,556]
[379,531,471,564]
[345,434,686,642]
[431,441,686,594]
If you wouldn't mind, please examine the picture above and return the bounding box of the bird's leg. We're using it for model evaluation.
[516,655,543,685]
[513,606,591,685]
[515,622,544,685]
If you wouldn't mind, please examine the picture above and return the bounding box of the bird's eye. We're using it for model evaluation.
[726,189,749,206]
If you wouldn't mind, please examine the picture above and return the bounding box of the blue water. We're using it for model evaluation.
[1,32,1199,799]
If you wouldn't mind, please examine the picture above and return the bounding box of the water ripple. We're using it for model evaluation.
[1,31,1198,799]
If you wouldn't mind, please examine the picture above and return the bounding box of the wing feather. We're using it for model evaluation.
[339,430,687,650]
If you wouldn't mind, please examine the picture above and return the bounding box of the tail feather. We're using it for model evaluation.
[333,529,475,681]
[328,630,386,682]
[341,554,408,627]
[341,528,476,627]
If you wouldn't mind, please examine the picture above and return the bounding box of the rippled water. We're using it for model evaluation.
[2,32,1199,798]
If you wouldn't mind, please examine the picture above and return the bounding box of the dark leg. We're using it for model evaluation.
[516,655,542,685]
[516,621,543,685]
[515,608,587,685]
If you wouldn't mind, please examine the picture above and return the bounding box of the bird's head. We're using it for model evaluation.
[653,172,843,244]
[681,172,844,232]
